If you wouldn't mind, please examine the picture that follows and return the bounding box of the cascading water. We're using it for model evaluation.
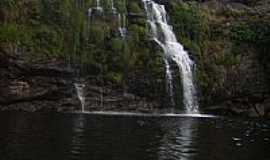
[96,0,103,12]
[142,0,199,113]
[111,0,117,14]
[118,14,127,38]
[75,83,86,112]
[164,59,175,107]
[109,0,127,38]
[87,8,92,27]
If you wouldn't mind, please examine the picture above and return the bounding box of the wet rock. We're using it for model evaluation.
[0,54,161,113]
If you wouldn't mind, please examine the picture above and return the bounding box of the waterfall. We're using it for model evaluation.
[87,8,92,27]
[118,14,127,38]
[142,0,199,113]
[110,1,127,38]
[75,83,86,112]
[164,59,175,107]
[97,0,100,8]
[96,0,103,12]
[111,0,117,14]
[109,0,127,39]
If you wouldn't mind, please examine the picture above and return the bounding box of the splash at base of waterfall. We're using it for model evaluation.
[73,111,216,118]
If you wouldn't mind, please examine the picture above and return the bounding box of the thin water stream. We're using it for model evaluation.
[74,83,85,112]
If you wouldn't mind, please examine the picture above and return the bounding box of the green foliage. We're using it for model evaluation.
[168,2,209,58]
[2,0,269,103]
[88,22,110,45]
[169,3,209,43]
[110,38,123,55]
[231,23,256,43]
[231,20,270,66]
[0,0,16,8]
[127,2,143,14]
[114,0,126,13]
[0,24,21,43]
[105,72,123,84]
[32,25,63,57]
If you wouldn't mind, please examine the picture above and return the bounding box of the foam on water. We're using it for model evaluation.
[73,111,216,118]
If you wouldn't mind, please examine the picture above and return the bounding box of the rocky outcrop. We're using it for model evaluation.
[193,0,270,117]
[0,53,78,112]
[0,53,161,113]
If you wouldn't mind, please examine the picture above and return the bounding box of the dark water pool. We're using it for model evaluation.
[0,112,269,160]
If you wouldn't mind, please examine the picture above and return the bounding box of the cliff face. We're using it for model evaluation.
[162,0,270,117]
[0,0,169,112]
[0,0,269,117]
[0,54,162,112]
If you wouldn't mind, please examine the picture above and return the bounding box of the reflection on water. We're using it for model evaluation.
[0,112,270,160]
[158,118,198,160]
[70,114,86,157]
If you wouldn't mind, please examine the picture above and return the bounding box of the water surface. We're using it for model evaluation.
[0,112,269,160]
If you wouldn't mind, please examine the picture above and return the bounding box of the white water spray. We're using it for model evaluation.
[75,83,86,112]
[164,59,175,106]
[111,0,117,14]
[87,8,92,27]
[142,0,199,113]
[118,14,127,38]
[96,0,103,12]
